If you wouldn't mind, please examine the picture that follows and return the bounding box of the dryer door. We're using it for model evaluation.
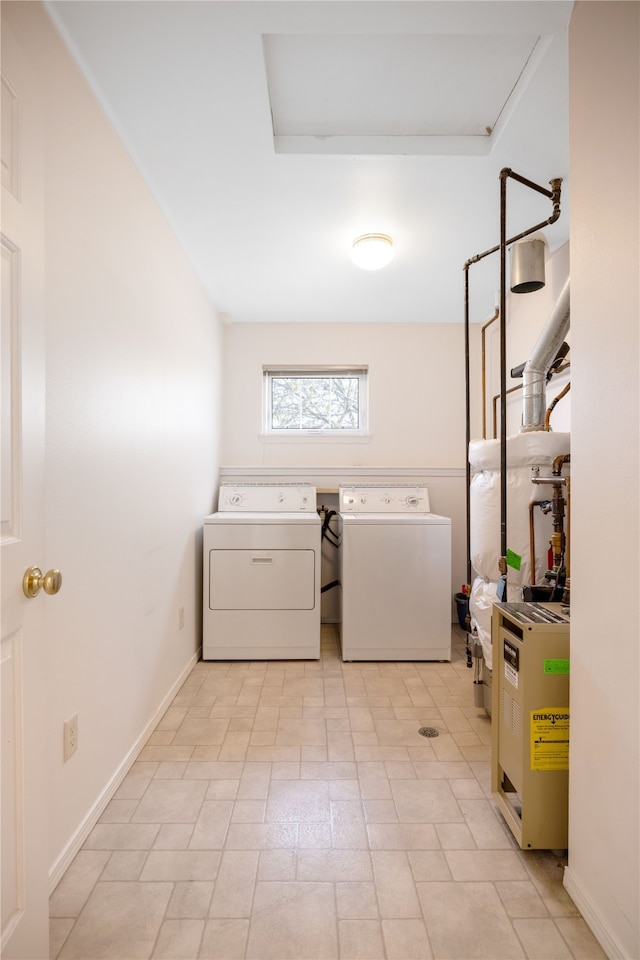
[209,549,316,610]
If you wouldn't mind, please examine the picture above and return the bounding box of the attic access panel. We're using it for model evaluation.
[263,32,546,155]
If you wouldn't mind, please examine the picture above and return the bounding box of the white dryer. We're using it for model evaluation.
[339,485,452,661]
[203,483,321,660]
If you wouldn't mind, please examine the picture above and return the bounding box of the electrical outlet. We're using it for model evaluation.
[178,606,184,630]
[64,714,78,762]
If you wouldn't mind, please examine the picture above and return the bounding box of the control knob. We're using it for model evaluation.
[406,495,419,507]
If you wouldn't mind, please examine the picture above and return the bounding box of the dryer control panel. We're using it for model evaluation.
[218,483,317,512]
[339,485,431,513]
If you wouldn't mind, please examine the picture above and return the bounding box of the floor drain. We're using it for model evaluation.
[418,726,439,738]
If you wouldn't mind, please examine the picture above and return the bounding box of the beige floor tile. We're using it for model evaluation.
[297,849,372,882]
[381,918,434,959]
[141,850,222,881]
[554,917,608,958]
[366,823,440,850]
[231,799,266,823]
[50,917,74,960]
[457,797,515,849]
[132,779,208,823]
[417,880,526,959]
[336,881,379,919]
[371,851,422,918]
[218,731,251,760]
[445,849,530,881]
[407,849,453,881]
[59,881,172,959]
[83,823,160,850]
[434,822,477,849]
[246,882,338,959]
[172,718,230,746]
[224,822,298,849]
[512,918,573,958]
[199,918,249,959]
[495,880,549,918]
[209,850,258,917]
[153,824,194,849]
[391,778,464,823]
[363,799,398,823]
[266,797,331,822]
[257,848,297,881]
[338,919,386,959]
[190,799,234,848]
[205,779,239,799]
[98,799,138,823]
[50,851,111,917]
[152,918,204,959]
[298,823,333,848]
[101,850,149,880]
[166,881,214,918]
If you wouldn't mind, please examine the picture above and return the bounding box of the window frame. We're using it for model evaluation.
[262,365,369,438]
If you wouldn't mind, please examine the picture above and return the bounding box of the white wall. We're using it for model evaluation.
[7,3,224,882]
[222,321,474,468]
[563,4,639,958]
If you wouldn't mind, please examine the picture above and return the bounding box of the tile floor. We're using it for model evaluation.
[50,625,605,960]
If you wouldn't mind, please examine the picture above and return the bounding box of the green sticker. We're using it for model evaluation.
[544,659,570,675]
[506,549,522,571]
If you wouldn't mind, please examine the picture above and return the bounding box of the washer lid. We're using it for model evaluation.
[340,512,450,524]
[205,511,321,524]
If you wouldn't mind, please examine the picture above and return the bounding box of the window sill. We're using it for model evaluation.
[259,433,372,444]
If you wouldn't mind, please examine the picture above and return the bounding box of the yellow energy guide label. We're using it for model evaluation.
[530,708,570,771]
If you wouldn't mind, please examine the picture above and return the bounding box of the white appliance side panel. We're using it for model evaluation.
[341,521,452,660]
[209,549,316,610]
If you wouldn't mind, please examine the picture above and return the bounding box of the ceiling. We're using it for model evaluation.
[46,1,573,325]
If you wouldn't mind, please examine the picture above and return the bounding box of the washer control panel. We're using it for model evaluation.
[339,485,431,513]
[218,483,317,512]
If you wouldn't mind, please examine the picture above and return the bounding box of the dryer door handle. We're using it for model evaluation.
[251,556,274,564]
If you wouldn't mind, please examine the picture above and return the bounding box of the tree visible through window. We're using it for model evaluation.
[263,366,368,434]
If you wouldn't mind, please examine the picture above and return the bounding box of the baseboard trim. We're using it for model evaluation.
[48,651,200,894]
[563,866,626,959]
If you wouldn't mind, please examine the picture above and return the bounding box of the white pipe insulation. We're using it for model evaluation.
[522,278,570,430]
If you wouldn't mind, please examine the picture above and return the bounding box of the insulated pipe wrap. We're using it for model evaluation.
[522,279,571,430]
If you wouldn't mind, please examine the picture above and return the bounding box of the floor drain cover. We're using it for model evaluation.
[418,726,439,738]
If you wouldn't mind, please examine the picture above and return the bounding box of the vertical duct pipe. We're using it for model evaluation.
[522,279,571,430]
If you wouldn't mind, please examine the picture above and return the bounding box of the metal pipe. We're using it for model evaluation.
[463,170,562,602]
[544,382,571,430]
[492,363,570,437]
[522,279,571,430]
[464,265,472,594]
[481,308,499,439]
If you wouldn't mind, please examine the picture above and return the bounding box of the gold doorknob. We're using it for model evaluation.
[23,566,63,599]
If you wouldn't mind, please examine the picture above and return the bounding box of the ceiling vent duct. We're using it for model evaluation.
[521,278,570,431]
[510,238,546,293]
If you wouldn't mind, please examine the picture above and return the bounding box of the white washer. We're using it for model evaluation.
[339,485,452,661]
[203,483,321,660]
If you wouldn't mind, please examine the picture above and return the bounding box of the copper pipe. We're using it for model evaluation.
[544,382,571,430]
[492,384,523,439]
[529,499,552,584]
[481,308,499,439]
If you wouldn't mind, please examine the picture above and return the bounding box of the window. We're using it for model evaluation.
[263,365,368,436]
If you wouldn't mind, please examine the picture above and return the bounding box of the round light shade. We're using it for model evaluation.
[351,233,394,270]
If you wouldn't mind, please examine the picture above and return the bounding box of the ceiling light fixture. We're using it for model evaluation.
[351,233,394,271]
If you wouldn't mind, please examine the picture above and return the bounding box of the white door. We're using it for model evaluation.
[1,12,51,959]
